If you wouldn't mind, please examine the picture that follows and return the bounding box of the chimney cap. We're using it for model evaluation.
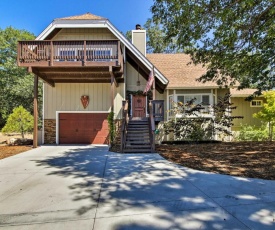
[135,24,141,30]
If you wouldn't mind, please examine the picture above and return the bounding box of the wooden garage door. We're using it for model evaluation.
[59,113,109,144]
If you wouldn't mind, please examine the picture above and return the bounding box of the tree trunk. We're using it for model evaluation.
[270,122,273,141]
[268,121,272,141]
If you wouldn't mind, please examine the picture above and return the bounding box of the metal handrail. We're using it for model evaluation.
[149,101,156,153]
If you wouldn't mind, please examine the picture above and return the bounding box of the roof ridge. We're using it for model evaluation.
[55,12,106,20]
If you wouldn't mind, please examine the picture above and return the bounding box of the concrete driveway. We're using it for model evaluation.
[0,145,274,230]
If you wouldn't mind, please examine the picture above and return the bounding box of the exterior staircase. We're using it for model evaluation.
[123,118,152,153]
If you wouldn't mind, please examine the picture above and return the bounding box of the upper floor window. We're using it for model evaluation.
[250,100,263,107]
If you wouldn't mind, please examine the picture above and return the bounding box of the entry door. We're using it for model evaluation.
[132,95,146,117]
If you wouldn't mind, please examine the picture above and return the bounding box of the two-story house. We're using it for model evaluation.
[17,13,263,152]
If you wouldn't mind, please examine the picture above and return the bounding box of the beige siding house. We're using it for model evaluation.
[17,12,261,150]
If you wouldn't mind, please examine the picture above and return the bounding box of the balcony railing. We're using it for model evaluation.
[17,40,120,67]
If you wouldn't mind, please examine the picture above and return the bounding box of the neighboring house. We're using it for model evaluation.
[17,13,262,150]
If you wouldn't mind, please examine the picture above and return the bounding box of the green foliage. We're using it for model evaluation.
[144,18,178,53]
[125,19,179,53]
[107,111,115,145]
[253,91,275,140]
[164,118,213,141]
[164,93,242,141]
[1,106,33,138]
[151,0,275,93]
[0,26,42,128]
[237,124,269,141]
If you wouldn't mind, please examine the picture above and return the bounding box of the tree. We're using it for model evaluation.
[0,27,42,128]
[151,0,275,94]
[253,91,275,141]
[144,18,178,53]
[124,19,179,53]
[1,106,34,138]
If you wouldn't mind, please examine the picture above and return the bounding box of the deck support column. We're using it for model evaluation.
[110,66,118,112]
[33,75,38,148]
[152,67,156,100]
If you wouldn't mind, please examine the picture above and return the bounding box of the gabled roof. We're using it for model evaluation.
[56,12,106,20]
[147,53,219,89]
[35,13,169,88]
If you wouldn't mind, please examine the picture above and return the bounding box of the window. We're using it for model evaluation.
[250,100,263,107]
[168,94,212,117]
[176,95,210,105]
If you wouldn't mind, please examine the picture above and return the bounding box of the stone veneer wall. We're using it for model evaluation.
[44,119,56,144]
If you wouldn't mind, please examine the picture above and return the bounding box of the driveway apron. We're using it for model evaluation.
[0,145,274,229]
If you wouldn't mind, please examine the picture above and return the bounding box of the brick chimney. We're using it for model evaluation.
[132,24,146,56]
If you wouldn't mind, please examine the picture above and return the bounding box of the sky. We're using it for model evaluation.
[0,0,154,36]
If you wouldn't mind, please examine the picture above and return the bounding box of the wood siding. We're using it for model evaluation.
[53,28,117,40]
[126,62,147,92]
[44,83,111,119]
[114,83,125,119]
[231,97,263,131]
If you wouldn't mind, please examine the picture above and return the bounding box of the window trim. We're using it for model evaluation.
[250,100,263,107]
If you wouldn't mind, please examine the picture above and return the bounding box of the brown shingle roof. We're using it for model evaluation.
[147,53,219,88]
[230,88,258,97]
[57,12,106,20]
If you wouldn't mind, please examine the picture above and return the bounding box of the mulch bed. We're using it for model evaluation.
[156,141,275,180]
[0,146,32,160]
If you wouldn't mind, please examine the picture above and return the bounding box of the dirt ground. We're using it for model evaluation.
[157,142,275,180]
[0,133,33,160]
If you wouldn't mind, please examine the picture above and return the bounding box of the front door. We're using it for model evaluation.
[132,95,146,117]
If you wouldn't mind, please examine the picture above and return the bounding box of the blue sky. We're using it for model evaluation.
[0,0,154,36]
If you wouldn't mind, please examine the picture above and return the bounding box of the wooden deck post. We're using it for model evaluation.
[152,66,156,100]
[33,75,38,148]
[109,66,118,112]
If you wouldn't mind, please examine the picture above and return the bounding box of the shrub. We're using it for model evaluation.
[1,106,33,138]
[107,111,115,145]
[237,124,269,141]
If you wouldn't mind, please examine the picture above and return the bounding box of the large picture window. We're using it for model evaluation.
[169,94,212,117]
[177,94,210,105]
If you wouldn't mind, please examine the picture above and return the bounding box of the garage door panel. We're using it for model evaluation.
[59,113,109,144]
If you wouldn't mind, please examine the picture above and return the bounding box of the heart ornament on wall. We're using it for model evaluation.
[81,95,89,109]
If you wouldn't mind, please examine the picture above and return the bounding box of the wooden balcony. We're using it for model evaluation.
[18,40,121,67]
[17,40,124,86]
